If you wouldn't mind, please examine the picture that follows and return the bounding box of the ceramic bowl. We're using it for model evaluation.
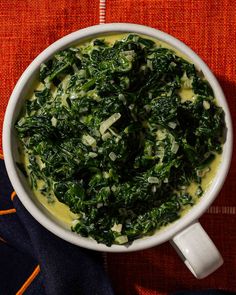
[3,23,233,278]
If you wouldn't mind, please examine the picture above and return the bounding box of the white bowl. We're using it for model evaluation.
[3,24,233,266]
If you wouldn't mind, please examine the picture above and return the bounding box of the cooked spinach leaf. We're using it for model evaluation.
[16,34,225,246]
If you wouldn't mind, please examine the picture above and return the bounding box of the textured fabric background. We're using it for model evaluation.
[0,0,235,294]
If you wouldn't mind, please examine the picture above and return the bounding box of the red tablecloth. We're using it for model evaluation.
[1,1,235,294]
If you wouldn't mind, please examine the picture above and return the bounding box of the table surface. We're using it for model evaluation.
[0,1,235,294]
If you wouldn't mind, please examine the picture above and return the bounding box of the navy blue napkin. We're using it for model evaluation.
[0,159,114,295]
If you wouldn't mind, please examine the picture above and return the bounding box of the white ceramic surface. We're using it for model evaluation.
[2,23,233,277]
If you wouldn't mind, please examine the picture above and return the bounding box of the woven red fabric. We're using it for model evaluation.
[1,1,236,294]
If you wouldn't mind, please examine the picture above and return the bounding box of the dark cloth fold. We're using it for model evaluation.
[0,160,114,295]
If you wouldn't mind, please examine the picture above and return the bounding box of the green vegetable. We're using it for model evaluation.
[16,34,225,246]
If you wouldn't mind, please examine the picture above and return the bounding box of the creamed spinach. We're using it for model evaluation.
[16,34,225,246]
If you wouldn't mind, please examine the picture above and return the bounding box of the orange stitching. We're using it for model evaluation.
[0,208,16,215]
[11,191,16,201]
[16,265,40,295]
[0,153,4,160]
[0,192,17,215]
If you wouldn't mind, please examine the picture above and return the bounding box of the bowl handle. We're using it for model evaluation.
[170,222,223,279]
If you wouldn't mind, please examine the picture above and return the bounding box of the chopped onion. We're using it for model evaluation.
[170,61,177,67]
[109,152,117,161]
[148,92,153,99]
[99,113,121,135]
[181,72,193,89]
[122,50,135,56]
[203,100,210,110]
[72,219,79,227]
[36,155,45,170]
[111,223,122,233]
[82,134,96,146]
[123,51,135,62]
[17,117,26,126]
[88,152,97,158]
[115,137,121,143]
[171,142,179,154]
[156,130,166,140]
[103,171,110,179]
[197,167,210,177]
[118,94,126,104]
[124,127,129,134]
[148,176,159,184]
[91,92,101,102]
[128,104,134,110]
[152,185,157,193]
[102,132,111,141]
[108,128,121,139]
[168,122,177,129]
[44,76,52,89]
[51,117,57,127]
[98,147,104,154]
[147,53,155,59]
[111,185,117,192]
[115,235,128,244]
[54,53,64,61]
[70,92,78,100]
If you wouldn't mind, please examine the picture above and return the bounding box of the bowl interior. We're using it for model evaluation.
[3,23,233,252]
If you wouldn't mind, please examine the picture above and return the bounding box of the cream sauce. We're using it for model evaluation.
[181,153,221,215]
[22,150,78,228]
[21,34,221,227]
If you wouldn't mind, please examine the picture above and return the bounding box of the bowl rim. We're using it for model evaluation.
[2,23,233,252]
